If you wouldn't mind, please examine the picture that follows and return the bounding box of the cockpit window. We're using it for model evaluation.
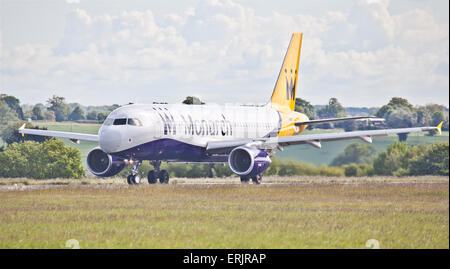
[113,118,127,125]
[127,118,142,126]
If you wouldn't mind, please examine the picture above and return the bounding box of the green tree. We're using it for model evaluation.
[0,94,24,120]
[212,163,233,177]
[330,142,377,166]
[0,139,84,179]
[44,110,56,121]
[317,98,347,118]
[431,111,446,126]
[386,108,417,128]
[376,97,414,118]
[0,100,19,126]
[408,143,449,176]
[343,163,374,177]
[342,120,359,132]
[32,105,45,120]
[376,97,417,138]
[316,98,347,128]
[372,142,427,176]
[383,107,417,141]
[182,96,205,105]
[295,98,316,120]
[97,112,108,123]
[415,106,432,126]
[373,142,409,175]
[46,95,72,122]
[344,163,359,177]
[68,106,86,121]
[413,104,448,132]
[86,111,98,120]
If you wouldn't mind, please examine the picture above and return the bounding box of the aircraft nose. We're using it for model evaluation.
[99,128,123,153]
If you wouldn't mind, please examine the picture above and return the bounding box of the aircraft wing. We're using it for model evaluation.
[266,125,440,149]
[206,122,442,153]
[18,124,99,143]
[295,116,382,126]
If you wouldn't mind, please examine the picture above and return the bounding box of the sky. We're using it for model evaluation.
[0,0,448,107]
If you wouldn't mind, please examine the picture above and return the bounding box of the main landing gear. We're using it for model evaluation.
[147,161,169,184]
[240,174,263,184]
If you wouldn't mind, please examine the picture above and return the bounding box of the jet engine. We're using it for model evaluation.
[228,146,271,177]
[87,147,126,177]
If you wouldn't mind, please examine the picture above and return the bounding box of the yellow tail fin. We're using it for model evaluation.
[270,33,303,111]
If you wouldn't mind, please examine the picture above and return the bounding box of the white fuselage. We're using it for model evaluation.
[98,104,281,158]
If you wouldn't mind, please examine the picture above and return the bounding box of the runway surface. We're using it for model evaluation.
[1,178,448,191]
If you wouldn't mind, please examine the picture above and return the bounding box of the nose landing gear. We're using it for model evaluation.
[127,160,142,185]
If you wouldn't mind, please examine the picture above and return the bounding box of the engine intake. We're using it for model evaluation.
[228,146,271,177]
[87,147,125,177]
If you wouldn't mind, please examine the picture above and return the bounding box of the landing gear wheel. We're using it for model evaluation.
[127,175,133,185]
[251,174,262,184]
[240,176,250,184]
[127,174,140,185]
[147,170,158,184]
[133,174,141,184]
[159,170,170,184]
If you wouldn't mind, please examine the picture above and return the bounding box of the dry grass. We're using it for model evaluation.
[0,176,448,249]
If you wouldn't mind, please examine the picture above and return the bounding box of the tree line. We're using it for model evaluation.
[295,96,449,133]
[1,139,446,179]
[2,92,448,130]
[329,141,448,177]
[1,93,118,123]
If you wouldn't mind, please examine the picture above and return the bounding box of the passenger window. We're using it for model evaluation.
[113,118,127,125]
[127,118,142,126]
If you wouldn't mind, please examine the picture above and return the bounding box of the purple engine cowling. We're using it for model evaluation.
[87,147,126,177]
[228,146,271,177]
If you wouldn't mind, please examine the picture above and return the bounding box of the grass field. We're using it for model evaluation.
[0,176,448,249]
[33,121,449,167]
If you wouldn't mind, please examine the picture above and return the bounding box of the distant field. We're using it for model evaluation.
[31,122,449,167]
[0,176,448,249]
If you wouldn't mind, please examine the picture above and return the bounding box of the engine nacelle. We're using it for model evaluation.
[87,147,126,177]
[228,146,271,177]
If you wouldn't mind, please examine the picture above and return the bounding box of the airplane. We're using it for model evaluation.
[19,33,443,185]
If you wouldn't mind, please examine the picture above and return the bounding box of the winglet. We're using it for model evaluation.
[436,121,443,135]
[19,123,26,137]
